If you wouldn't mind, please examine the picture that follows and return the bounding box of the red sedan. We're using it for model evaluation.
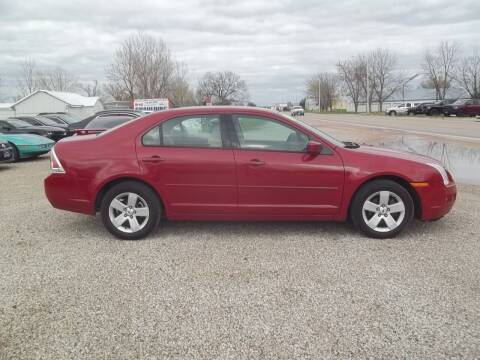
[45,107,456,240]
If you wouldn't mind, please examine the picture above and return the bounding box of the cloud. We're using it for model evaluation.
[0,0,479,104]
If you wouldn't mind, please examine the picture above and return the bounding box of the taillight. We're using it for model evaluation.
[50,147,65,174]
[75,129,104,135]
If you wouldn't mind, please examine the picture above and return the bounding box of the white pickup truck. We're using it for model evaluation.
[290,106,305,116]
[385,102,422,116]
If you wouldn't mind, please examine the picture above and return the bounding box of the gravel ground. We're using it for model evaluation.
[0,156,479,359]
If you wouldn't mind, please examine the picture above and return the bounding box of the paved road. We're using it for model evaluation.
[303,113,480,142]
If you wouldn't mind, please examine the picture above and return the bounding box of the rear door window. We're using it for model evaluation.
[142,115,224,148]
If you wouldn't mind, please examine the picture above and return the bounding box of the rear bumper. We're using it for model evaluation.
[417,182,457,221]
[44,174,95,215]
[49,134,68,142]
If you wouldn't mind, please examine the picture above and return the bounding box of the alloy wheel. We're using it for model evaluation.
[108,192,150,233]
[362,191,406,233]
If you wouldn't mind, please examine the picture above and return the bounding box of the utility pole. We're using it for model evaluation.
[402,73,421,103]
[366,57,369,114]
[318,76,321,113]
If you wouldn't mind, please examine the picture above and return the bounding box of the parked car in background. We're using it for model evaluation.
[290,106,305,116]
[45,106,456,241]
[14,115,70,130]
[0,118,68,141]
[0,140,14,163]
[422,99,456,116]
[385,102,422,116]
[443,98,480,116]
[39,112,82,125]
[407,102,433,115]
[69,110,143,130]
[0,133,54,161]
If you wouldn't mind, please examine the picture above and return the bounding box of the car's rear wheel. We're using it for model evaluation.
[100,181,161,240]
[429,108,440,116]
[351,180,414,239]
[388,110,396,116]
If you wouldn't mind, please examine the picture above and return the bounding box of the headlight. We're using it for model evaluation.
[427,163,450,185]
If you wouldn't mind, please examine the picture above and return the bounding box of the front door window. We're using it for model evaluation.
[232,115,309,152]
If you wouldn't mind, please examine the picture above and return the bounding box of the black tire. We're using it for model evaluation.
[100,181,161,240]
[388,111,396,116]
[429,108,440,116]
[351,180,414,239]
[8,142,19,162]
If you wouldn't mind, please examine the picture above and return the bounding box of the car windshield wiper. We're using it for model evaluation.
[343,141,360,149]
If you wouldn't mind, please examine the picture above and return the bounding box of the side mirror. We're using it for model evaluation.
[306,141,322,155]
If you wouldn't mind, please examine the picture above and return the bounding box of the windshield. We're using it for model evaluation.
[6,119,31,128]
[280,113,344,147]
[36,115,62,126]
[45,113,80,124]
[452,99,468,105]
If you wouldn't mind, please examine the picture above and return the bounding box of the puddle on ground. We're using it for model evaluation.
[377,136,480,185]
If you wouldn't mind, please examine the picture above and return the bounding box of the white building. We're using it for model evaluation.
[10,90,103,118]
[0,103,14,119]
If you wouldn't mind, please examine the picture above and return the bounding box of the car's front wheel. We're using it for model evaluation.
[351,180,414,239]
[8,142,19,162]
[100,181,161,240]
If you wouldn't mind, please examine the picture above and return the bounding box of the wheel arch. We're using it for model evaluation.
[347,175,422,221]
[7,141,20,161]
[94,177,166,217]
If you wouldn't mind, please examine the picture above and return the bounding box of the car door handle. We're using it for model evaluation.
[142,155,166,163]
[248,159,265,166]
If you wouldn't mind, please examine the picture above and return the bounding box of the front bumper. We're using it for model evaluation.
[17,143,54,158]
[443,107,462,116]
[416,182,457,221]
[0,147,13,162]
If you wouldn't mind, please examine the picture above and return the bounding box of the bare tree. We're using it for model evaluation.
[79,80,100,97]
[337,56,364,112]
[106,32,177,100]
[306,73,339,111]
[422,41,459,100]
[369,48,401,111]
[107,35,138,100]
[169,62,196,106]
[103,82,130,101]
[455,50,480,99]
[36,66,78,92]
[197,71,248,105]
[17,59,37,97]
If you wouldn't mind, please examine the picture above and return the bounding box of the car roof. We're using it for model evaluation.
[157,106,279,116]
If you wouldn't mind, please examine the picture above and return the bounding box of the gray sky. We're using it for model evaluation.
[0,0,479,104]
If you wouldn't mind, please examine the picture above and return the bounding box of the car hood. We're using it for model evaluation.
[0,133,55,145]
[353,144,440,165]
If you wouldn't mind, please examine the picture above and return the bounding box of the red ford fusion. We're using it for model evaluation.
[45,107,456,240]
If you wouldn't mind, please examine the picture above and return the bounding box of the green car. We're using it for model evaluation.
[0,133,54,161]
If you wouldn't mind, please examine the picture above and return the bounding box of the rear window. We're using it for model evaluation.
[85,116,134,129]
